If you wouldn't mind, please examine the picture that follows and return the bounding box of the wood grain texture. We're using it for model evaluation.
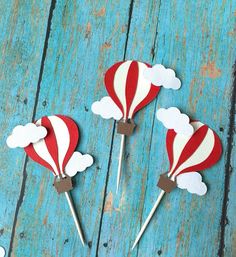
[6,1,132,256]
[0,0,235,257]
[134,1,236,257]
[223,66,236,257]
[98,1,236,257]
[0,1,51,256]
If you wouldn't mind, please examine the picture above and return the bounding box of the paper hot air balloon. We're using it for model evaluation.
[105,60,161,136]
[25,115,79,189]
[157,121,222,192]
[132,120,222,249]
[24,115,85,245]
[104,60,161,193]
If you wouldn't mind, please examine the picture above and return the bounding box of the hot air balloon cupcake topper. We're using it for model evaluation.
[92,61,181,193]
[7,115,94,246]
[132,107,222,249]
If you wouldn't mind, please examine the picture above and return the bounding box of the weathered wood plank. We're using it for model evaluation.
[97,1,163,256]
[8,1,132,256]
[223,71,236,257]
[0,1,51,256]
[98,1,236,257]
[1,0,235,256]
[136,1,236,257]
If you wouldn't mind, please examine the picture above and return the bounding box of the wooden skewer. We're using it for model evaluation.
[116,134,125,193]
[64,191,85,246]
[132,190,166,250]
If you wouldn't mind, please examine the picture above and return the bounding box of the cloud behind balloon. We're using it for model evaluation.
[65,151,94,177]
[6,123,47,148]
[91,96,123,120]
[156,107,194,136]
[0,246,5,257]
[176,172,207,196]
[143,64,181,90]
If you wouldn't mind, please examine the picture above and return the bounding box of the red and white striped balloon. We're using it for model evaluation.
[24,115,79,176]
[104,60,161,120]
[166,121,222,179]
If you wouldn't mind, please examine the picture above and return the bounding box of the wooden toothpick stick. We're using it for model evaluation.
[116,134,125,193]
[65,191,85,246]
[132,190,166,249]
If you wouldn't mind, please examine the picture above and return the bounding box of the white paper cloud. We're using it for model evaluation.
[177,172,207,196]
[91,96,123,120]
[143,64,181,89]
[65,151,94,177]
[0,246,5,257]
[6,123,47,148]
[156,107,194,136]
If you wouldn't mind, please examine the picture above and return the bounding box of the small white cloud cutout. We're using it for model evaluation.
[143,64,181,90]
[65,151,94,177]
[0,246,5,257]
[91,96,123,120]
[156,107,194,136]
[177,172,207,196]
[6,123,47,148]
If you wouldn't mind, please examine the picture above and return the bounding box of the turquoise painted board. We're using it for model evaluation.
[134,1,236,257]
[0,1,51,256]
[6,1,132,257]
[224,77,236,257]
[0,0,235,257]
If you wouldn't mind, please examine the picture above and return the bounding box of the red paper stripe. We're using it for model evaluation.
[125,61,139,119]
[104,61,124,118]
[41,116,60,175]
[57,115,79,173]
[178,131,222,175]
[24,119,56,175]
[170,125,209,176]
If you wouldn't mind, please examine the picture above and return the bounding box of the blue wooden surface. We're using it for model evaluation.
[0,1,235,257]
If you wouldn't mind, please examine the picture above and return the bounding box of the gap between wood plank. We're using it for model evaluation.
[31,0,57,121]
[95,0,135,255]
[135,1,162,255]
[151,0,162,62]
[8,1,57,256]
[218,62,236,257]
[95,124,116,255]
[136,98,159,256]
[123,0,135,60]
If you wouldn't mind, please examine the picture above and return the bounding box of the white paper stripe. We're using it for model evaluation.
[172,124,214,178]
[48,116,70,173]
[169,121,204,175]
[33,119,59,175]
[113,60,132,119]
[128,62,152,118]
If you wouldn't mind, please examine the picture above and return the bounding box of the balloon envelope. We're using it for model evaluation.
[166,121,222,179]
[25,115,79,176]
[104,60,161,120]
